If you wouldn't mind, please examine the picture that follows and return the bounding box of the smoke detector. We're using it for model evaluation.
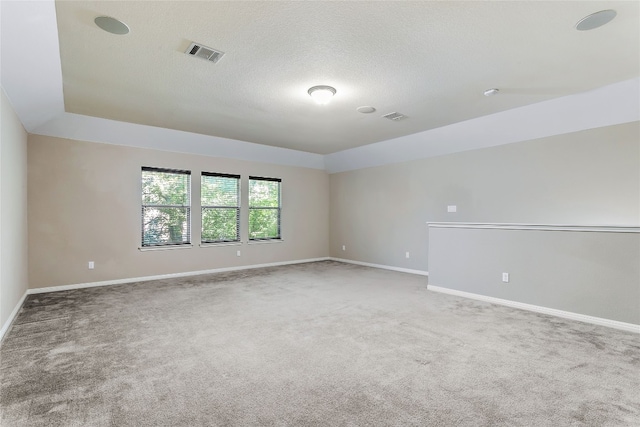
[185,42,225,63]
[382,112,407,121]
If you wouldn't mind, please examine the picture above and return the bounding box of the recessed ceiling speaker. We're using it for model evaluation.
[357,106,376,114]
[94,16,130,35]
[575,10,617,31]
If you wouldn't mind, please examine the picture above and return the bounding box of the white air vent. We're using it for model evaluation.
[186,42,225,63]
[382,112,407,121]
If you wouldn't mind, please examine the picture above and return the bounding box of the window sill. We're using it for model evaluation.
[247,239,284,245]
[139,244,193,252]
[200,241,242,248]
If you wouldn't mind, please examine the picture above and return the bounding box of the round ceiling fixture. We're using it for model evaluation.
[575,10,617,31]
[356,106,376,114]
[483,88,499,97]
[308,85,336,105]
[94,16,130,35]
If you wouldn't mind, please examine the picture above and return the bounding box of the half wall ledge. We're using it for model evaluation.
[426,222,640,330]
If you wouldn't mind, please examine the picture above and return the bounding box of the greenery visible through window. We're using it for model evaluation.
[141,167,191,247]
[201,173,240,243]
[249,177,281,240]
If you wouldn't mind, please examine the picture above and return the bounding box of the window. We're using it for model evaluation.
[201,173,240,243]
[141,167,191,247]
[249,176,281,240]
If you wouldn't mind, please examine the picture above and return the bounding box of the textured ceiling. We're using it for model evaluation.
[55,1,639,155]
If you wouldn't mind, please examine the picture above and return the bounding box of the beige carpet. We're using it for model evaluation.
[1,261,638,426]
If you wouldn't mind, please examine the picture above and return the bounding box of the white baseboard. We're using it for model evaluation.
[427,285,640,334]
[27,257,331,295]
[3,257,420,345]
[330,257,428,276]
[1,258,329,345]
[0,291,28,344]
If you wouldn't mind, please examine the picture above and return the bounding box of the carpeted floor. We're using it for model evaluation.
[1,260,638,426]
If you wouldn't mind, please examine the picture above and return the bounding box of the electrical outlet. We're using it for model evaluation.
[236,250,241,257]
[88,261,95,270]
[502,272,509,283]
[342,245,346,251]
[405,251,410,259]
[447,205,457,213]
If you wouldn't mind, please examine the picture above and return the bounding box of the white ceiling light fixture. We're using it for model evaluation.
[308,85,336,105]
[575,10,617,31]
[94,16,130,35]
[483,88,500,96]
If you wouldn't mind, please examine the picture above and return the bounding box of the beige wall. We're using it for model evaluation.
[330,122,640,271]
[1,89,29,331]
[28,135,329,289]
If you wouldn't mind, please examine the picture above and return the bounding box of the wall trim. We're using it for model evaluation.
[33,113,326,170]
[330,257,429,276]
[0,291,28,344]
[2,258,329,344]
[427,285,640,334]
[6,260,635,344]
[426,222,639,233]
[27,257,330,295]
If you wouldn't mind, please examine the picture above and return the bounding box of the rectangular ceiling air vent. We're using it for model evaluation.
[382,112,407,121]
[185,42,225,63]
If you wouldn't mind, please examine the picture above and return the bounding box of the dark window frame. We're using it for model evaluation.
[248,176,282,241]
[141,167,192,247]
[201,172,241,244]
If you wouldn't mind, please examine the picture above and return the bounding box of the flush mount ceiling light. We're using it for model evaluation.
[483,88,499,96]
[308,85,336,105]
[94,16,130,35]
[575,10,617,31]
